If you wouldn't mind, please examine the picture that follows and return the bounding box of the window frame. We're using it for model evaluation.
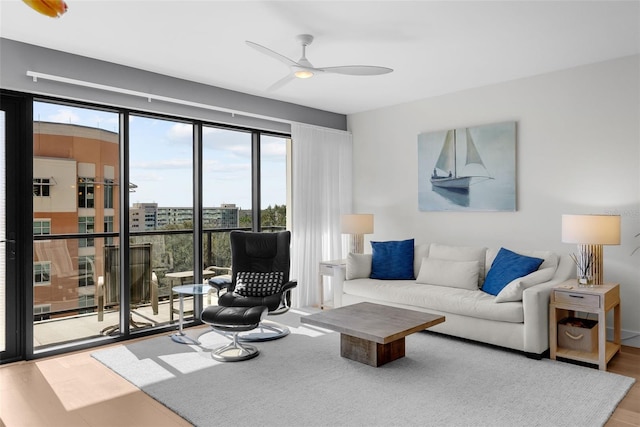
[77,177,95,209]
[78,216,95,248]
[33,178,51,197]
[33,262,51,286]
[33,219,51,236]
[104,178,114,209]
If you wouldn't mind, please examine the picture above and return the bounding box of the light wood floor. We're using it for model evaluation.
[1,333,638,427]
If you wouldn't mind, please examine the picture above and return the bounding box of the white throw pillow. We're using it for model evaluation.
[416,257,480,290]
[429,243,487,287]
[413,243,430,278]
[346,253,372,280]
[494,267,556,303]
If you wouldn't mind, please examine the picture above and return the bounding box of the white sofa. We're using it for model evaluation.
[334,243,574,357]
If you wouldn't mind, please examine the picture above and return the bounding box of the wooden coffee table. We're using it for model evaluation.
[300,302,445,367]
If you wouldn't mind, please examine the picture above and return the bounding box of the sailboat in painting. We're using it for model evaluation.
[430,128,492,191]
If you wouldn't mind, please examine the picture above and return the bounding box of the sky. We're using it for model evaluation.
[33,100,287,210]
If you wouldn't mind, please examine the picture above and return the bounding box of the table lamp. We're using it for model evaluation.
[341,214,374,254]
[561,214,621,285]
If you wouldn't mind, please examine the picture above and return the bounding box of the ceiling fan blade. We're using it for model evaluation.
[246,40,299,68]
[318,65,393,76]
[267,74,296,92]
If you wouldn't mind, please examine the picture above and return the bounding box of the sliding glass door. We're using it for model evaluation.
[0,94,25,363]
[32,100,121,349]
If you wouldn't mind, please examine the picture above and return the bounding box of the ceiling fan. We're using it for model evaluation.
[246,34,393,91]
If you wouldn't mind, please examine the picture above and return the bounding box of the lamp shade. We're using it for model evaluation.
[561,214,621,245]
[341,214,374,235]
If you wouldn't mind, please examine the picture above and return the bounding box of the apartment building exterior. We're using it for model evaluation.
[133,203,240,230]
[33,121,119,318]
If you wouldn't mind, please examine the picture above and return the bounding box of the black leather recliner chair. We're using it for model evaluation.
[216,230,298,341]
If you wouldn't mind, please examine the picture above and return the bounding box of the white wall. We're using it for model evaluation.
[348,55,640,346]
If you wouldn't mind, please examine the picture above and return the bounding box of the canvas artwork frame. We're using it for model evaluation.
[418,121,516,212]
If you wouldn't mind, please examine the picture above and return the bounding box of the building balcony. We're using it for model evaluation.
[28,227,284,353]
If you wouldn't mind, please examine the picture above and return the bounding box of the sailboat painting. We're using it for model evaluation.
[418,121,516,211]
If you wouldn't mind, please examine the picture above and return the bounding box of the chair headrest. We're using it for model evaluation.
[244,233,278,259]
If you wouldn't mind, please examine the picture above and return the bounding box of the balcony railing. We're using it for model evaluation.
[32,226,285,350]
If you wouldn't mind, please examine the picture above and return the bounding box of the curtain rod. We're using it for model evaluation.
[26,71,291,125]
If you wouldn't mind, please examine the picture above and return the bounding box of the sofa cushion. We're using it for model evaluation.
[482,248,544,296]
[413,243,430,278]
[494,267,556,303]
[416,257,480,290]
[343,278,523,323]
[370,239,415,280]
[346,253,372,280]
[428,243,487,287]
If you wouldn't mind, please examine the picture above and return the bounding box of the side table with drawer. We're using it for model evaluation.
[549,281,621,371]
[318,259,346,309]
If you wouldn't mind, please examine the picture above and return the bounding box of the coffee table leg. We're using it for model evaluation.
[340,334,405,367]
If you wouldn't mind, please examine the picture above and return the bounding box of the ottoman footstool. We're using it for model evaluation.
[201,305,268,362]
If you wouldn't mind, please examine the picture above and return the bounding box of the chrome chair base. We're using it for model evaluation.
[201,305,268,362]
[211,332,260,362]
[237,320,290,342]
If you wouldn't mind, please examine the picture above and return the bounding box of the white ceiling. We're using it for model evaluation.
[1,1,639,115]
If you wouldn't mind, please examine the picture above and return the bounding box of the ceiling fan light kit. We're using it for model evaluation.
[294,69,314,79]
[246,34,392,90]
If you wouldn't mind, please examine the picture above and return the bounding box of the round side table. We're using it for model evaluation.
[171,283,212,344]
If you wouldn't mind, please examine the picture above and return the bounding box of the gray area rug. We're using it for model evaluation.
[92,308,634,427]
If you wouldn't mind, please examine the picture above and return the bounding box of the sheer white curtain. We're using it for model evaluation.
[290,123,352,308]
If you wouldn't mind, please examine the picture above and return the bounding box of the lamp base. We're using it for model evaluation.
[348,234,364,254]
[576,244,604,285]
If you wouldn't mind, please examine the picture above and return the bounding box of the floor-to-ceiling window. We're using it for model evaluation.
[24,98,291,357]
[260,134,289,230]
[201,126,252,269]
[32,100,120,348]
[128,114,196,327]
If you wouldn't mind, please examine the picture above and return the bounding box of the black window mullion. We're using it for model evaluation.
[251,131,260,231]
[193,122,204,319]
[119,111,131,335]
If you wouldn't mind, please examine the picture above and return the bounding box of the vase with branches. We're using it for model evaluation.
[570,251,594,287]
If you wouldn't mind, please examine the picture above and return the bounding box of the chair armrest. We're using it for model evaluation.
[277,280,297,311]
[209,275,232,296]
[205,265,232,274]
[151,272,159,315]
[281,280,298,292]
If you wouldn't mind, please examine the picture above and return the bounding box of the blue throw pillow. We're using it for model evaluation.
[370,239,415,280]
[482,248,544,296]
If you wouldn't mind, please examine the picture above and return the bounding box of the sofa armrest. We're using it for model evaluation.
[522,277,567,354]
[522,254,574,354]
